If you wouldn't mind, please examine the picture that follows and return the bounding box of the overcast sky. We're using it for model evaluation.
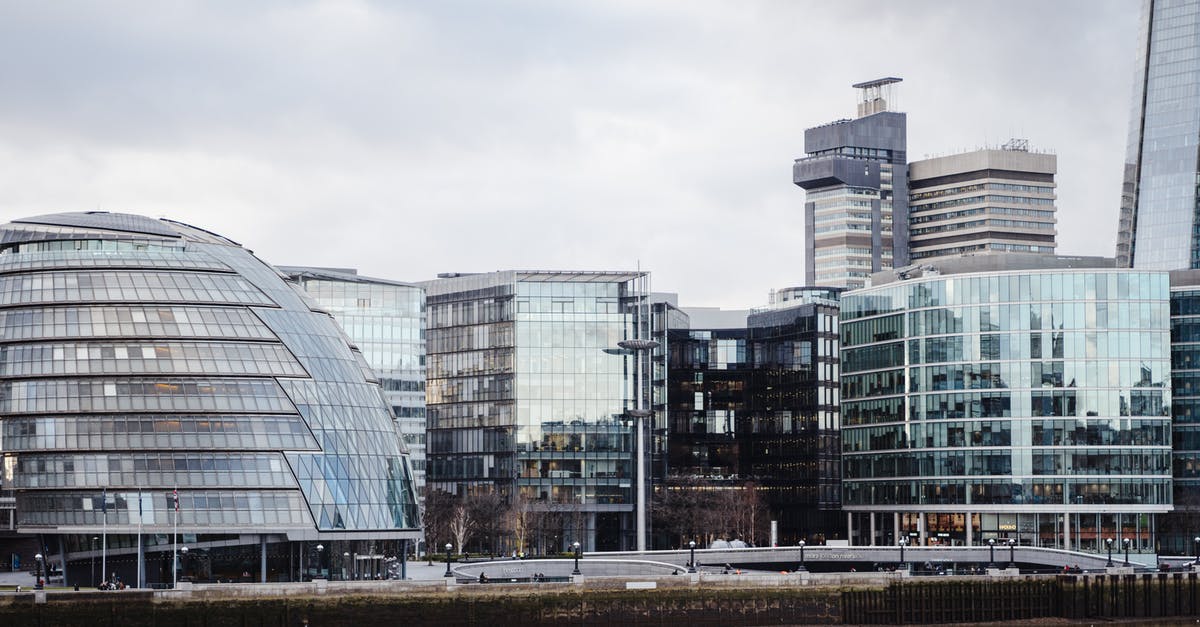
[0,1,1140,308]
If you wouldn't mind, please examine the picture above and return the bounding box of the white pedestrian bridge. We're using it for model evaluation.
[451,545,1187,580]
[604,544,1164,572]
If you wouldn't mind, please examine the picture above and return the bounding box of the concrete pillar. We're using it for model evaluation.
[400,539,408,580]
[869,513,877,546]
[893,512,901,546]
[918,512,927,545]
[966,511,973,546]
[1063,513,1071,552]
[260,537,267,583]
[136,535,145,588]
[847,512,854,546]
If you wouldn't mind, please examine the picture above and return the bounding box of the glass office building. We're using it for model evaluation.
[422,271,650,552]
[840,255,1172,557]
[1116,0,1200,269]
[0,212,419,585]
[1162,270,1200,554]
[665,290,842,545]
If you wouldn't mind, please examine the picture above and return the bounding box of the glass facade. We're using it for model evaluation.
[0,212,419,586]
[1162,272,1200,553]
[283,268,427,513]
[841,262,1173,554]
[423,271,646,552]
[1116,0,1200,269]
[665,297,842,545]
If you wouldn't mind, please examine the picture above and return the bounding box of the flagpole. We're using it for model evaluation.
[100,487,107,588]
[172,487,178,589]
[137,489,143,589]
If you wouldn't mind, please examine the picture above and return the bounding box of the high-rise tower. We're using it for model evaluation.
[1116,0,1200,269]
[908,140,1057,261]
[794,78,908,289]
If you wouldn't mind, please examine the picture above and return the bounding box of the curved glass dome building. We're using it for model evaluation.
[840,255,1172,560]
[0,212,419,585]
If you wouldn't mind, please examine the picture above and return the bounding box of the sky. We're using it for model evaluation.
[0,0,1141,308]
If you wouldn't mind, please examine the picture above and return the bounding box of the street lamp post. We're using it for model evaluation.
[443,544,453,578]
[1106,538,1114,567]
[1194,537,1200,569]
[316,544,324,580]
[797,540,807,572]
[688,540,697,573]
[617,334,660,553]
[1007,538,1015,570]
[1123,538,1131,566]
[572,541,582,576]
[34,553,44,590]
[91,536,98,588]
[898,538,907,571]
[987,538,996,569]
[180,546,188,582]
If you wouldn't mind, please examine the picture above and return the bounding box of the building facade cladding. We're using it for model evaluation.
[907,147,1058,261]
[794,109,908,290]
[1116,0,1200,269]
[0,212,419,585]
[840,259,1172,554]
[422,271,651,552]
[282,268,427,502]
[1162,270,1200,554]
[664,296,842,545]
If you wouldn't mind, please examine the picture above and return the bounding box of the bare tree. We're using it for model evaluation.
[467,491,510,556]
[422,487,454,564]
[448,501,475,555]
[508,493,536,555]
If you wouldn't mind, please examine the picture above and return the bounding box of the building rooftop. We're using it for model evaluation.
[868,253,1116,286]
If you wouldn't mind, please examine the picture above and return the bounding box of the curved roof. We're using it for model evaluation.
[8,211,240,246]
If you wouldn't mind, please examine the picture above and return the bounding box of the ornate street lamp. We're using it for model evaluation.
[316,544,324,580]
[443,544,453,578]
[1123,538,1131,566]
[180,546,188,582]
[1193,536,1200,569]
[898,538,907,571]
[797,540,807,572]
[34,553,44,590]
[687,540,697,573]
[572,541,582,576]
[987,538,996,569]
[1007,538,1015,570]
[1106,538,1114,567]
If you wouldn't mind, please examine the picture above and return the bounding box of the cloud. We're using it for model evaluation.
[0,0,1139,308]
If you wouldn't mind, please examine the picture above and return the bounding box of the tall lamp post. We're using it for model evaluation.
[572,541,582,576]
[1123,538,1131,566]
[688,540,697,573]
[1193,537,1199,569]
[316,544,324,580]
[443,544,453,578]
[617,334,659,553]
[898,538,907,571]
[1007,538,1015,570]
[91,536,98,587]
[797,540,807,572]
[1106,538,1114,567]
[180,546,188,582]
[987,538,996,569]
[34,553,44,590]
